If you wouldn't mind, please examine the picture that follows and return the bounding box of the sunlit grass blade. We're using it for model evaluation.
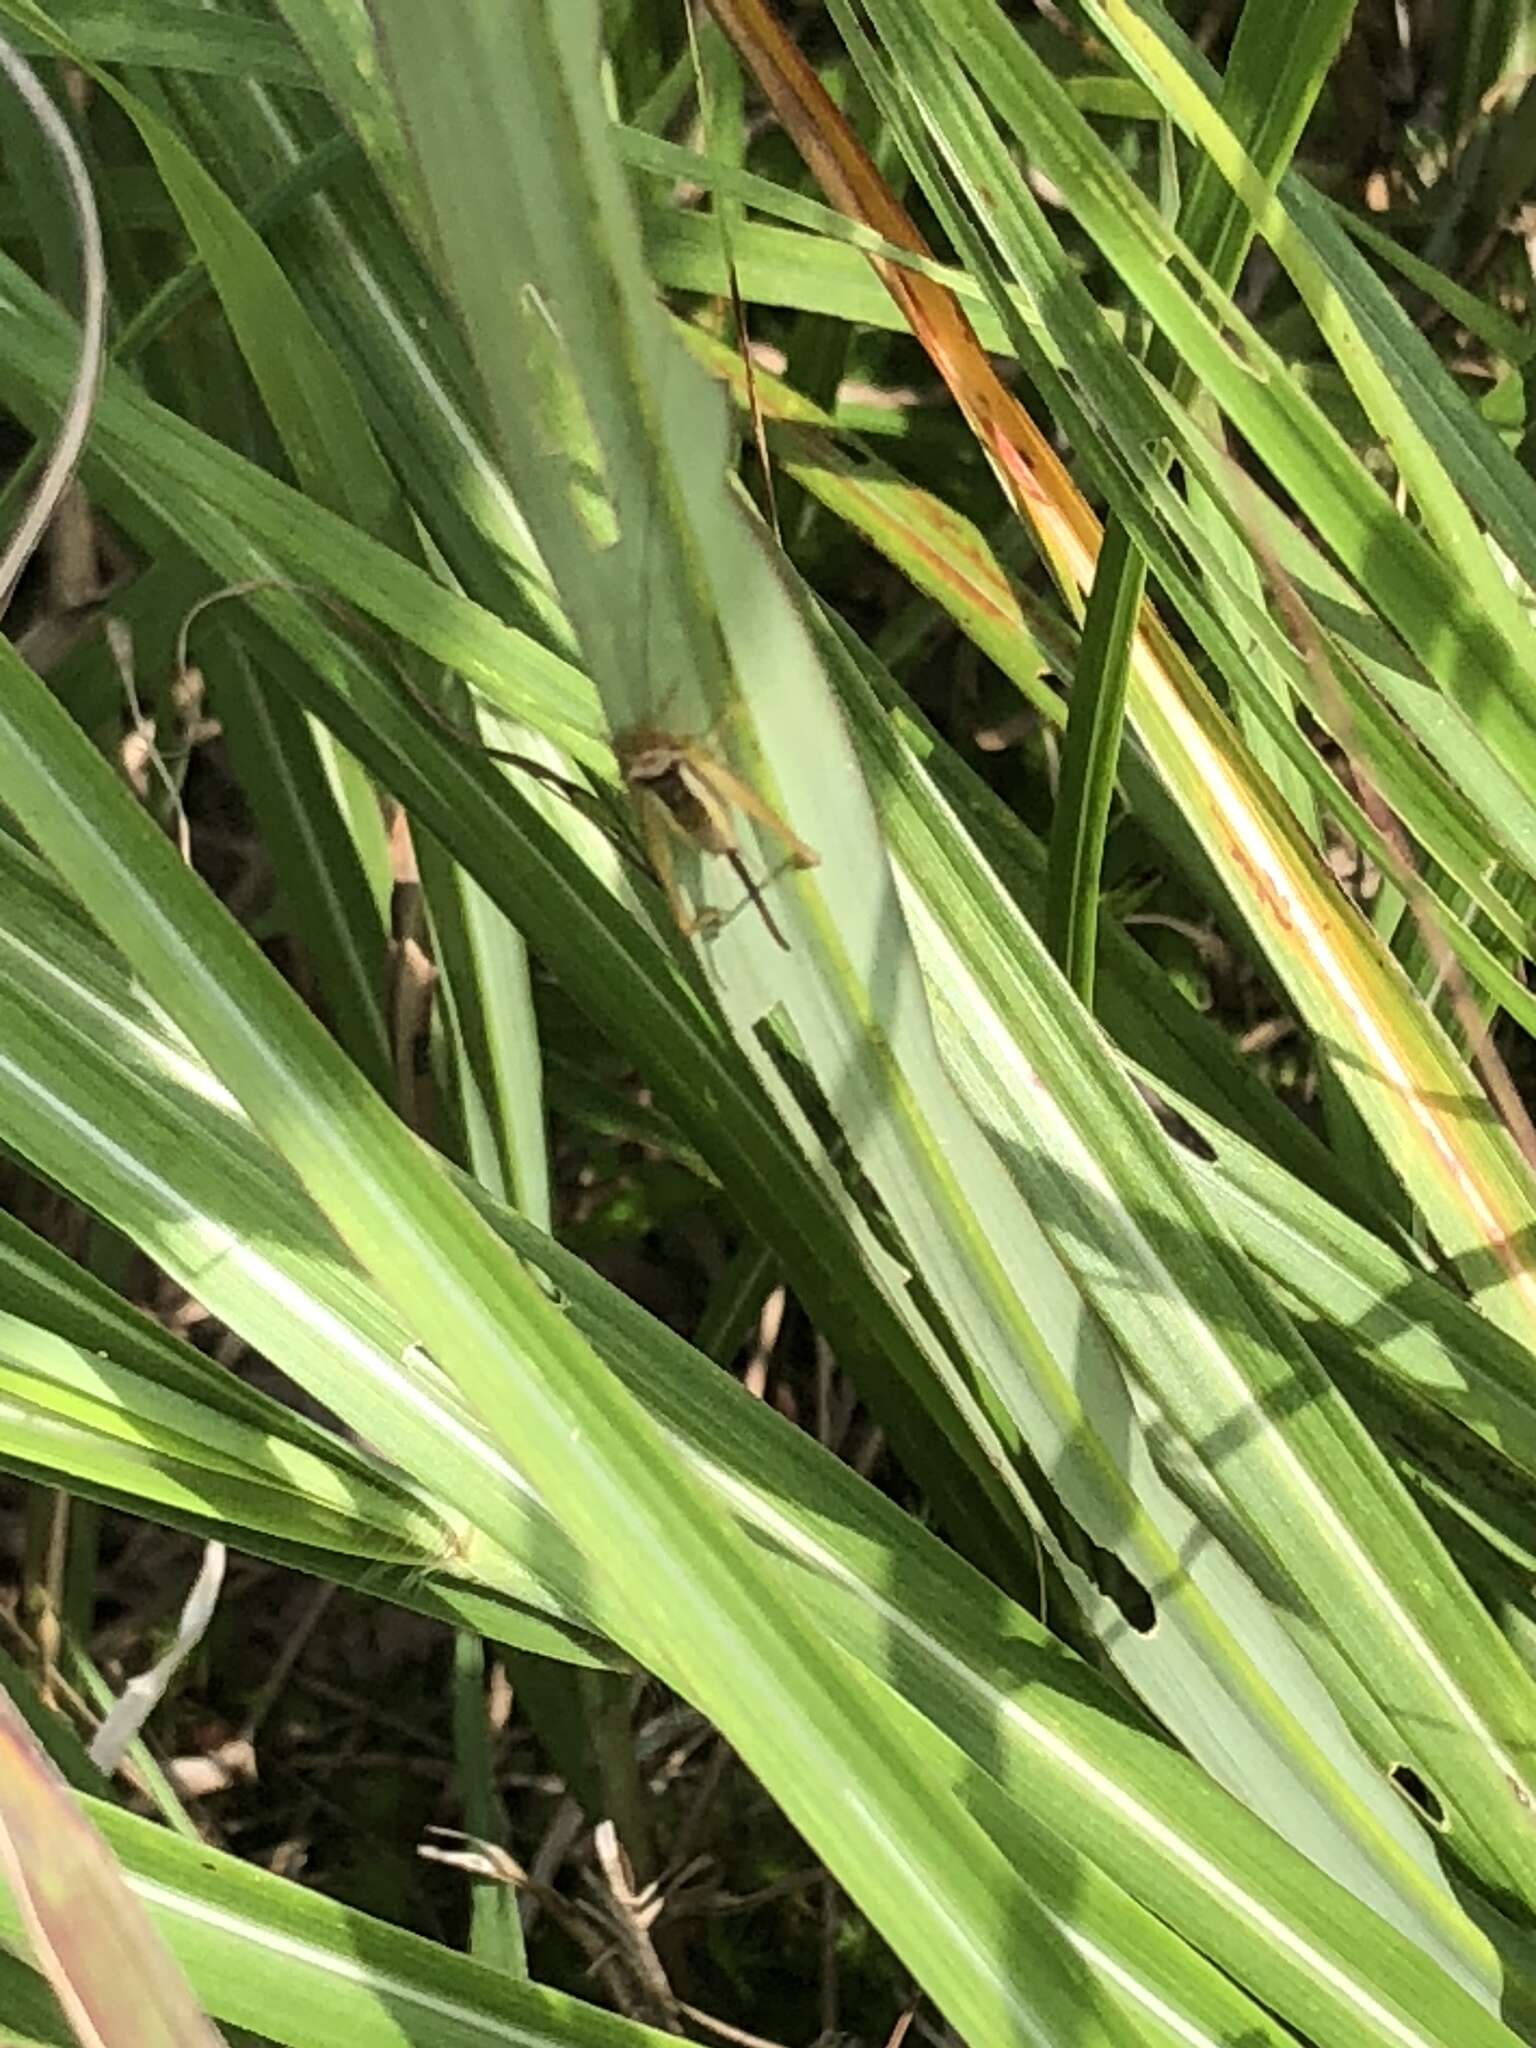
[0,832,1518,2045]
[0,448,1131,2048]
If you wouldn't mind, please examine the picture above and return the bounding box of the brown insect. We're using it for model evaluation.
[615,723,818,950]
[390,672,818,951]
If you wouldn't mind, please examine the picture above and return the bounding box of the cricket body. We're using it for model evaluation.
[615,724,818,950]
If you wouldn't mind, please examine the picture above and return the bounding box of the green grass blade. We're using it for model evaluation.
[0,779,1514,2042]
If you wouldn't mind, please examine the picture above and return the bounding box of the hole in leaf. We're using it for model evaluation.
[1391,1763,1446,1828]
[1133,1079,1216,1162]
[1084,1538,1155,1634]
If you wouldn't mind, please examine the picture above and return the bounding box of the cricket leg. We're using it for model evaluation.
[638,790,717,940]
[665,760,791,945]
[723,849,790,950]
[695,756,819,871]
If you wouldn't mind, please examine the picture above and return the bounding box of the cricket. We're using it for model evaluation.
[347,596,817,949]
[176,579,817,949]
[614,720,819,951]
[434,700,820,951]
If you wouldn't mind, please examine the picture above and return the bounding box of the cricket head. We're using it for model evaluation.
[613,725,681,786]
